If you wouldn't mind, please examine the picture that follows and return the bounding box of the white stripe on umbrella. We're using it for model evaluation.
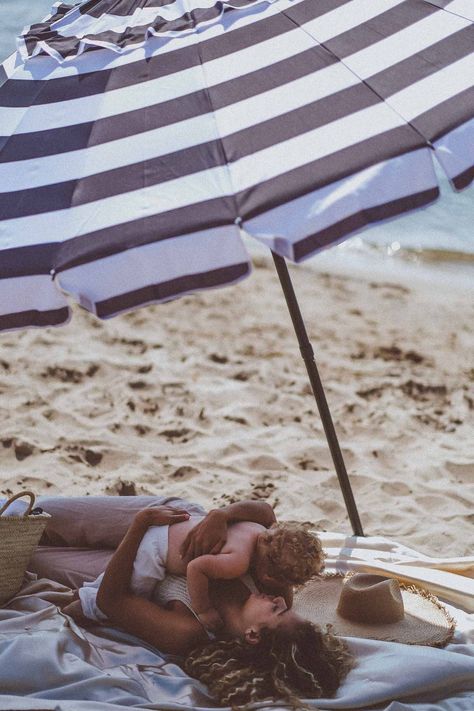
[230,104,407,191]
[0,273,66,314]
[0,274,69,333]
[341,9,469,76]
[0,112,221,190]
[0,164,235,244]
[2,8,468,137]
[243,148,438,260]
[302,0,406,41]
[56,225,250,315]
[385,54,474,123]
[0,103,414,238]
[3,49,471,194]
[440,0,474,20]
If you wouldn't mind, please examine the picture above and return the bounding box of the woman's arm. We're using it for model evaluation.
[96,507,208,655]
[187,551,249,615]
[180,500,276,563]
[220,500,276,528]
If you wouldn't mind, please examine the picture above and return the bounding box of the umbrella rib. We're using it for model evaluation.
[276,4,436,151]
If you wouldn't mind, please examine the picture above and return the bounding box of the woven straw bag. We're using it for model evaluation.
[0,491,50,605]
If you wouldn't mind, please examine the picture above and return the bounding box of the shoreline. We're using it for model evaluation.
[244,234,474,295]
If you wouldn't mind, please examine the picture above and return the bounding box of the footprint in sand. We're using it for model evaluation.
[118,337,148,354]
[128,380,149,390]
[317,498,346,516]
[171,466,200,481]
[356,385,388,400]
[373,345,425,364]
[159,428,196,443]
[137,364,153,374]
[41,364,99,383]
[417,494,456,510]
[106,479,137,496]
[246,455,287,470]
[2,439,37,461]
[445,461,474,484]
[369,282,409,295]
[381,481,412,496]
[15,442,35,461]
[65,445,103,466]
[251,477,276,500]
[400,380,447,401]
[134,425,151,437]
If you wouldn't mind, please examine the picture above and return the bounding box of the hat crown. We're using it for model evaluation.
[336,574,405,624]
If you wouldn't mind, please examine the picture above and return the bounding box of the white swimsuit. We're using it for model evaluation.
[79,520,177,621]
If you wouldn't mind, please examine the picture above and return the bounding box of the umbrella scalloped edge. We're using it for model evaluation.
[17,0,279,63]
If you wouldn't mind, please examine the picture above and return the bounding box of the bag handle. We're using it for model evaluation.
[0,491,35,517]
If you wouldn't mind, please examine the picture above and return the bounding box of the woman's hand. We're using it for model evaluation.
[135,506,190,528]
[180,501,276,564]
[180,508,227,563]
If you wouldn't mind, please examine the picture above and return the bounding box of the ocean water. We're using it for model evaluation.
[1,1,473,277]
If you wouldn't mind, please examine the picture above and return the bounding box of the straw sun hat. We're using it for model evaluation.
[293,573,455,648]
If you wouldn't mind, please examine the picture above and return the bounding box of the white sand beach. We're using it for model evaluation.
[0,253,473,557]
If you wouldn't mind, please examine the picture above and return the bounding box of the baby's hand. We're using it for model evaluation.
[197,607,224,633]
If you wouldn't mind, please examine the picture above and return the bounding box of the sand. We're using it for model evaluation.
[0,254,473,557]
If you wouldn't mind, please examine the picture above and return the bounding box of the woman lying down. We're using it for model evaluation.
[63,500,353,708]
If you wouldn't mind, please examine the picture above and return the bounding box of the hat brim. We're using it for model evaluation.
[293,574,455,648]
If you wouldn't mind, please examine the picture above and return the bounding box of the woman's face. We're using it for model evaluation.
[240,592,301,632]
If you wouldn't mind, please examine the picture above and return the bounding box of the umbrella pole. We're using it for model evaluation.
[271,251,364,536]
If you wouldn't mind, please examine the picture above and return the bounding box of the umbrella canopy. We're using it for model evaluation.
[0,0,473,332]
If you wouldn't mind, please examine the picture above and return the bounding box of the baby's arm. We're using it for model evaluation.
[187,551,250,628]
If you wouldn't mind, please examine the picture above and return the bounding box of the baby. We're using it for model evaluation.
[72,513,325,632]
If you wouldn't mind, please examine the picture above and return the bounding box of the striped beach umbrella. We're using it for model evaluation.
[1,0,473,533]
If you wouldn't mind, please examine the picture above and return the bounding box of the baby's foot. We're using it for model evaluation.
[63,599,97,628]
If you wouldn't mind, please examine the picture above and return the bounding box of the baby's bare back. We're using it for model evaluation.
[166,517,265,575]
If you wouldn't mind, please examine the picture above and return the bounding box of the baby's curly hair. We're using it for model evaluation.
[263,523,325,585]
[184,619,353,709]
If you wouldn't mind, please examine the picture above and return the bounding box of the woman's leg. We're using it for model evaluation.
[37,495,206,548]
[29,546,113,588]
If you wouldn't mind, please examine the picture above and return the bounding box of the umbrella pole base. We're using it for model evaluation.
[271,251,364,537]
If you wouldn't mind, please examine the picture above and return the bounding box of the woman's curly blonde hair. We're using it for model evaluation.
[263,523,326,585]
[184,619,353,710]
